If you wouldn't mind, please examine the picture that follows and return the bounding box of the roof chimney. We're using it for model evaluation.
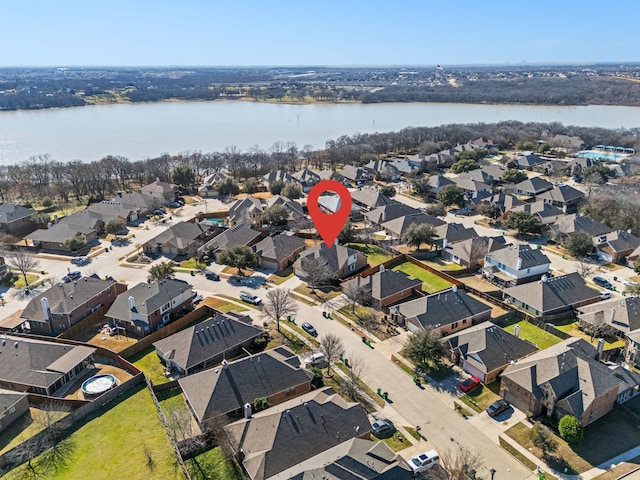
[379,265,385,273]
[244,403,252,419]
[517,256,523,270]
[610,308,616,323]
[597,338,605,361]
[128,296,135,311]
[514,324,520,338]
[41,297,50,322]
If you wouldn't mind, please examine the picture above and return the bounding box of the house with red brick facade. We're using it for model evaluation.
[179,346,313,430]
[341,266,422,309]
[20,275,127,334]
[105,278,193,336]
[500,338,640,426]
[154,312,263,376]
[390,287,492,336]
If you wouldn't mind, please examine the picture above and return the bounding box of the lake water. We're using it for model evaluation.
[0,100,639,164]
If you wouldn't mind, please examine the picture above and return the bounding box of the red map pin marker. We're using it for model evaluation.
[307,180,352,248]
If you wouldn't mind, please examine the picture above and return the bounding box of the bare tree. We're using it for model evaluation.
[575,259,595,279]
[431,446,484,480]
[579,316,612,343]
[341,355,365,402]
[303,257,331,293]
[5,402,74,479]
[343,280,370,314]
[320,332,344,377]
[4,248,41,289]
[358,307,380,332]
[166,405,206,470]
[261,288,297,332]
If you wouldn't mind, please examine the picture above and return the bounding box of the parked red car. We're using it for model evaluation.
[459,376,481,393]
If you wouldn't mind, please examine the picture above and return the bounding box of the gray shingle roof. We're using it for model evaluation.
[434,223,478,245]
[514,153,545,168]
[178,346,313,424]
[596,230,640,254]
[343,269,421,303]
[28,223,95,243]
[275,438,413,480]
[503,272,601,315]
[0,203,36,224]
[144,221,208,250]
[0,335,95,392]
[537,185,585,204]
[229,197,263,223]
[553,214,611,237]
[452,177,491,193]
[513,177,554,195]
[21,275,118,322]
[577,296,640,335]
[106,278,192,323]
[381,213,445,237]
[502,338,627,420]
[391,288,492,330]
[444,323,537,374]
[154,313,263,372]
[364,203,419,225]
[295,243,366,276]
[485,244,550,271]
[510,200,563,219]
[224,387,371,480]
[351,188,395,209]
[445,236,508,264]
[201,222,263,252]
[265,195,305,219]
[488,193,524,212]
[253,233,306,262]
[263,170,297,184]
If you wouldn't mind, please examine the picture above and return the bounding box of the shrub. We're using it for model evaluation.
[558,414,584,444]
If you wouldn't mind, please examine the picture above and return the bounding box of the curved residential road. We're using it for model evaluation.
[278,281,535,480]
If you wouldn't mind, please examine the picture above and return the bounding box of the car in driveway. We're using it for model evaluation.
[301,322,318,336]
[371,419,396,438]
[459,376,481,393]
[599,291,612,300]
[486,399,510,417]
[623,280,638,287]
[408,450,440,473]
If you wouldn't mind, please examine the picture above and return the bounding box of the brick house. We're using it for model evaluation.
[0,204,37,236]
[178,346,313,430]
[341,266,422,309]
[20,275,127,335]
[0,391,29,432]
[390,287,492,336]
[105,279,193,336]
[500,338,640,426]
[154,312,263,376]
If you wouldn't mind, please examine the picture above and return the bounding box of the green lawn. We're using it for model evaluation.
[345,243,394,266]
[421,259,466,272]
[130,346,171,386]
[157,388,188,418]
[381,430,413,452]
[0,408,69,455]
[553,319,625,350]
[503,319,563,350]
[506,407,640,475]
[179,258,206,270]
[3,386,185,480]
[391,262,453,293]
[185,447,245,480]
[292,284,342,302]
[460,383,501,412]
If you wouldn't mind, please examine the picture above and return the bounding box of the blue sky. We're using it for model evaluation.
[2,0,639,66]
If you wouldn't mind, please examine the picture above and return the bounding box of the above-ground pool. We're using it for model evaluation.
[81,374,117,397]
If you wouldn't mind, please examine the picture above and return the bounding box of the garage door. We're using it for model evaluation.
[503,390,528,414]
[462,361,486,383]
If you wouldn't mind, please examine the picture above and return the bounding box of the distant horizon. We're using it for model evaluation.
[1,1,638,67]
[2,61,639,69]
